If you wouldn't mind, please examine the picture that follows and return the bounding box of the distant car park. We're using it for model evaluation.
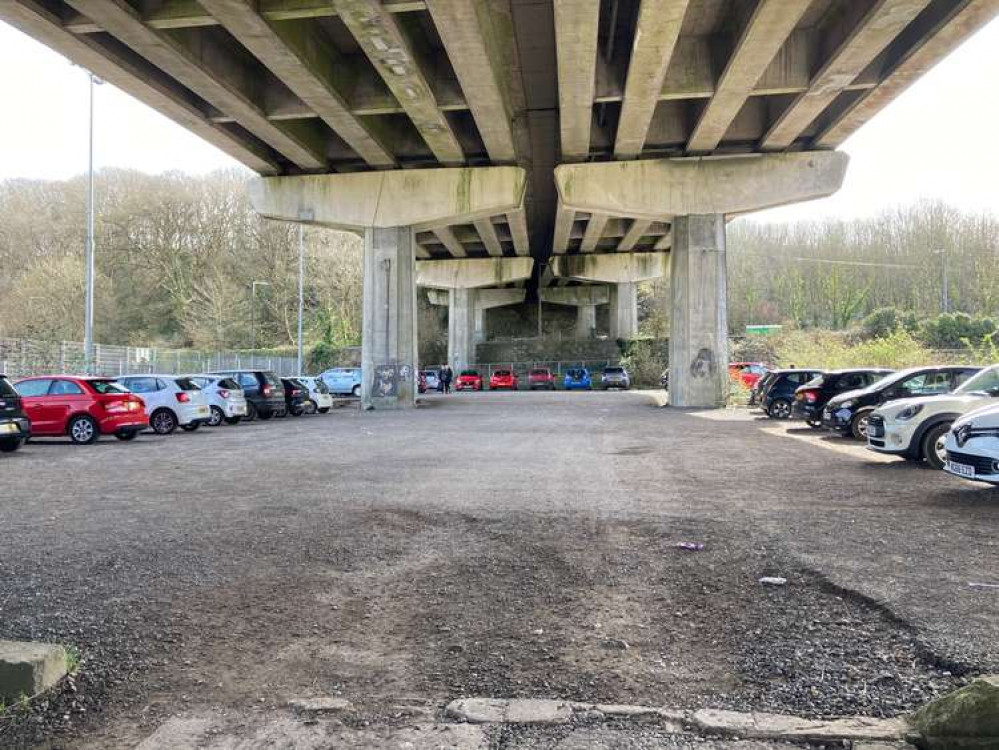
[211,370,286,421]
[321,367,362,397]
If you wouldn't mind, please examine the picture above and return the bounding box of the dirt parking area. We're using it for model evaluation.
[1,391,996,749]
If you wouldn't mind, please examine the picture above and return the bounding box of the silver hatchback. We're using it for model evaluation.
[186,374,249,426]
[601,366,631,390]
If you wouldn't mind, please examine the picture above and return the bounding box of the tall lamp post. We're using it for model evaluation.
[296,210,314,375]
[250,280,270,357]
[83,71,104,374]
[934,248,950,313]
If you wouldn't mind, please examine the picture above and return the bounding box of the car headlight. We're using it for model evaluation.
[895,404,924,421]
[839,400,856,410]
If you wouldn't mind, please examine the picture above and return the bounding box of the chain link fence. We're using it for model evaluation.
[0,337,301,379]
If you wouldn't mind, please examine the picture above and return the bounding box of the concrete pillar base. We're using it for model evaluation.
[575,305,597,339]
[609,282,638,341]
[361,227,418,410]
[448,288,475,371]
[669,214,728,408]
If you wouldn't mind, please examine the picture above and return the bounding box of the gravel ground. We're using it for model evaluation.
[0,391,995,749]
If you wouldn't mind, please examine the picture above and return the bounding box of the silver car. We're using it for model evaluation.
[601,366,631,390]
[297,376,334,414]
[186,375,249,426]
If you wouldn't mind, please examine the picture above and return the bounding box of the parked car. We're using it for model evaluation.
[186,374,248,426]
[14,375,147,444]
[118,375,212,434]
[760,369,825,419]
[821,366,977,440]
[527,367,556,390]
[788,368,892,426]
[320,367,362,397]
[868,364,999,469]
[455,370,484,391]
[489,369,519,391]
[563,368,592,390]
[211,370,286,421]
[0,374,31,453]
[600,366,630,390]
[280,377,309,416]
[422,369,441,392]
[729,362,768,389]
[748,368,775,405]
[297,376,334,413]
[944,402,999,485]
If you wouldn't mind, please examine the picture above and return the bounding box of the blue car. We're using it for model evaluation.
[563,368,592,390]
[759,368,823,419]
[320,367,363,397]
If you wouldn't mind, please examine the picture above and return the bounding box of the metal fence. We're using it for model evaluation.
[0,337,301,379]
[463,359,621,380]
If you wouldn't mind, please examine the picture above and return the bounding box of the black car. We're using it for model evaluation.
[0,375,31,453]
[820,366,980,439]
[748,368,774,406]
[791,368,895,429]
[211,370,285,420]
[759,369,824,419]
[280,377,308,417]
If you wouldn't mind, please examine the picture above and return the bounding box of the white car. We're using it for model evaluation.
[297,376,333,414]
[186,374,248,426]
[944,402,999,484]
[867,365,999,469]
[118,374,212,435]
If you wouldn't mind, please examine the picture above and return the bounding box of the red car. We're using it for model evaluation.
[455,370,483,391]
[489,369,519,391]
[14,375,148,444]
[729,362,769,389]
[527,367,556,390]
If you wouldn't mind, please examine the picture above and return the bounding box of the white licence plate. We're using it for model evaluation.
[0,422,18,434]
[197,406,209,415]
[948,461,975,478]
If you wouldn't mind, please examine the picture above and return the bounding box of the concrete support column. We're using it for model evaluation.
[669,214,728,408]
[575,305,597,339]
[609,282,638,340]
[362,226,418,410]
[448,288,476,370]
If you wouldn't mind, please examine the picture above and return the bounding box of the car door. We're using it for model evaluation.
[47,379,88,432]
[237,373,259,400]
[15,379,54,433]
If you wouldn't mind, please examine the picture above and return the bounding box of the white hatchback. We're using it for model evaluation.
[944,403,999,485]
[118,375,212,435]
[186,374,249,426]
[297,376,334,414]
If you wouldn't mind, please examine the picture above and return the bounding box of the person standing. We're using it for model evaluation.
[437,366,446,393]
[443,364,453,394]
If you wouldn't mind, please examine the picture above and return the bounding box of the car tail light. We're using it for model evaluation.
[219,389,230,399]
[176,392,190,403]
[262,384,272,397]
[804,390,818,403]
[292,389,301,396]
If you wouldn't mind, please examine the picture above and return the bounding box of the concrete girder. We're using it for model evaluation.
[248,166,526,232]
[416,257,534,290]
[762,0,933,151]
[506,210,530,255]
[687,0,813,154]
[194,0,397,168]
[551,253,667,285]
[473,218,504,257]
[614,0,690,158]
[63,0,329,170]
[540,286,610,307]
[815,0,999,148]
[553,0,599,161]
[618,220,651,252]
[552,204,575,253]
[426,0,517,163]
[580,212,609,253]
[427,287,525,309]
[554,152,849,221]
[433,226,468,258]
[333,0,464,165]
[0,0,279,173]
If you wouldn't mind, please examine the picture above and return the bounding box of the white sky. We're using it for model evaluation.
[0,17,997,222]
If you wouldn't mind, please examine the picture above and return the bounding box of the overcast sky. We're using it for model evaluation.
[0,17,997,223]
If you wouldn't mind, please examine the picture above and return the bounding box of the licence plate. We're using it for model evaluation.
[948,461,975,478]
[197,406,209,415]
[0,422,18,434]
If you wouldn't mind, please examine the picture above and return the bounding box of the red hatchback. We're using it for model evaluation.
[14,376,148,444]
[455,370,483,391]
[527,367,556,390]
[489,369,519,391]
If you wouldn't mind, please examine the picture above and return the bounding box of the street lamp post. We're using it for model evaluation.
[83,72,103,374]
[934,248,949,313]
[296,210,313,375]
[250,280,270,356]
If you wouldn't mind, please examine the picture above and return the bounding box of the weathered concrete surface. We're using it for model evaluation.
[576,304,597,339]
[288,696,354,714]
[555,152,848,219]
[249,167,526,232]
[669,214,728,408]
[692,708,909,741]
[0,640,67,702]
[550,253,666,284]
[417,257,533,289]
[610,282,639,340]
[445,698,684,728]
[361,226,417,410]
[909,675,999,749]
[428,287,525,352]
[540,286,610,307]
[448,288,475,370]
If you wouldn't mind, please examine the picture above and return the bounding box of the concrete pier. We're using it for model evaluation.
[609,282,638,341]
[540,286,610,340]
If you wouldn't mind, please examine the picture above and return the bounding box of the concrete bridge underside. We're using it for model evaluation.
[4,0,996,407]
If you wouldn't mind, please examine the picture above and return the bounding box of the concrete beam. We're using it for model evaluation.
[433,226,468,258]
[614,0,690,158]
[580,212,609,253]
[552,204,575,253]
[473,218,504,257]
[552,253,667,284]
[426,0,516,163]
[540,286,610,306]
[0,0,279,173]
[195,0,397,167]
[248,166,526,232]
[506,210,530,255]
[762,0,932,151]
[687,0,812,153]
[416,257,534,289]
[334,0,464,165]
[618,219,651,251]
[477,288,526,309]
[555,152,849,220]
[553,0,599,161]
[64,0,329,170]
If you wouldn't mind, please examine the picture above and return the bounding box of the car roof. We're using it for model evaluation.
[15,374,109,381]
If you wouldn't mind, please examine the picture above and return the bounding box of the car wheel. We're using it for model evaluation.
[351,385,360,398]
[274,409,287,418]
[68,415,99,444]
[114,430,138,441]
[768,398,792,420]
[850,410,874,440]
[921,422,952,470]
[224,416,242,425]
[208,406,225,427]
[150,409,178,435]
[290,406,304,417]
[304,400,317,415]
[0,438,23,453]
[181,423,200,432]
[258,409,274,420]
[806,417,823,429]
[244,402,258,422]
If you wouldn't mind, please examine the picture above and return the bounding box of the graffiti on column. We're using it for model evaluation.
[690,348,716,379]
[373,364,399,397]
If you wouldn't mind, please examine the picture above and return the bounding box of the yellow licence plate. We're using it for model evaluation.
[0,422,19,434]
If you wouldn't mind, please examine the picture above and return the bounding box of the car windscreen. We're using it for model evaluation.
[262,371,282,387]
[461,370,479,376]
[494,370,511,376]
[0,377,18,398]
[604,367,624,374]
[217,377,240,390]
[174,377,201,391]
[529,369,549,375]
[956,366,999,395]
[90,380,129,394]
